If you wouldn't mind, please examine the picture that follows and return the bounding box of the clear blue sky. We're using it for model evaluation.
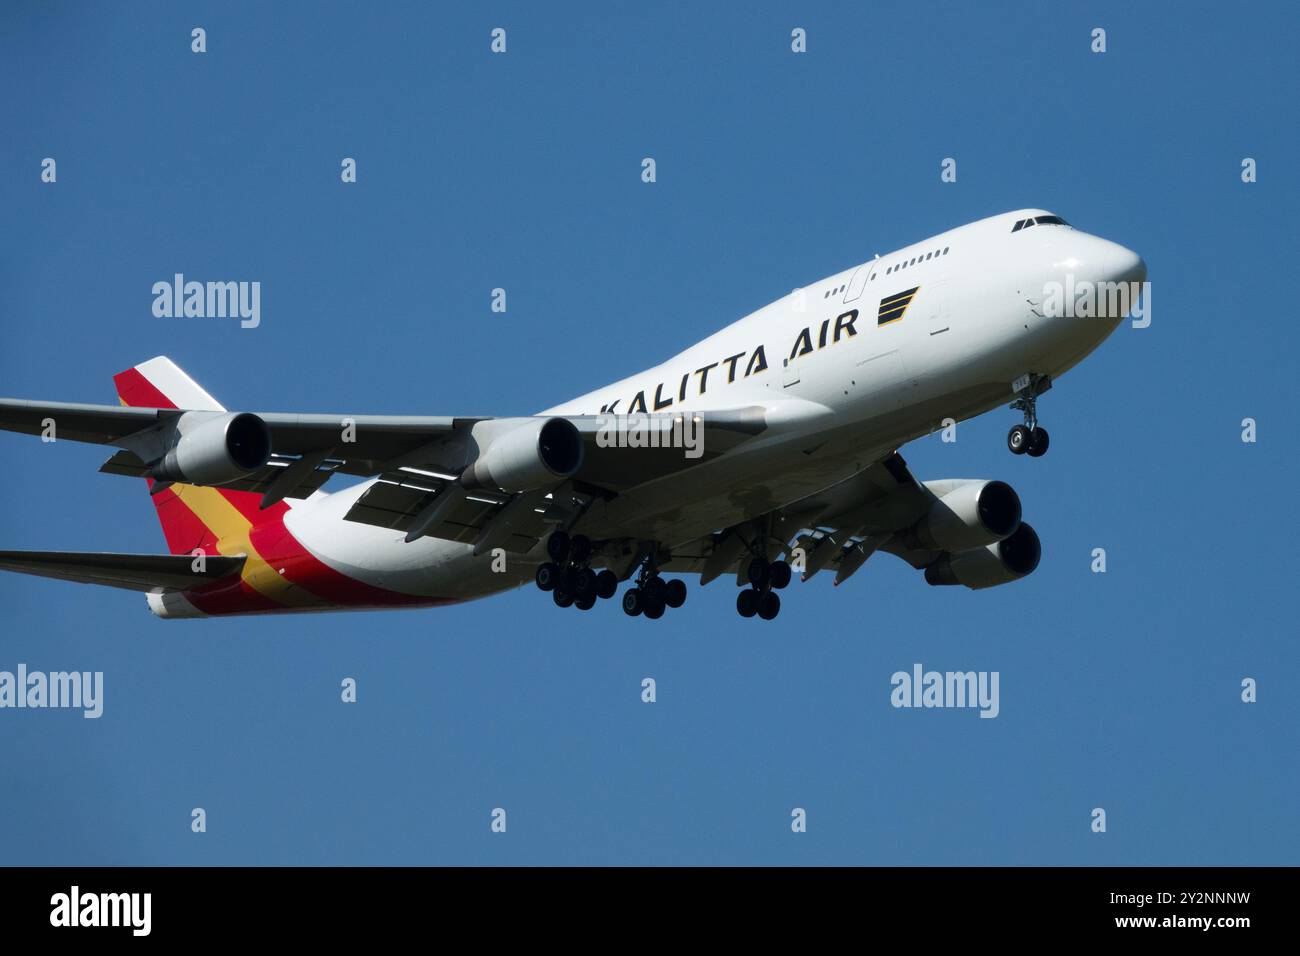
[1,1,1295,865]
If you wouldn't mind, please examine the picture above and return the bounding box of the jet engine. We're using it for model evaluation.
[923,522,1041,589]
[462,417,584,493]
[147,411,272,486]
[905,479,1022,553]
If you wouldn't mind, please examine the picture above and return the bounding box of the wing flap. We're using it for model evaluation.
[343,475,579,554]
[99,449,342,502]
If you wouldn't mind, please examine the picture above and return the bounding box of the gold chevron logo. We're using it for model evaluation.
[878,286,919,326]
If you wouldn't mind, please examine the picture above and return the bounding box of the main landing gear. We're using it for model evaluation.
[1007,374,1052,458]
[534,531,618,612]
[736,556,790,621]
[621,555,687,620]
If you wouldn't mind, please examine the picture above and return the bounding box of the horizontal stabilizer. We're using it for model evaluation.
[0,550,245,593]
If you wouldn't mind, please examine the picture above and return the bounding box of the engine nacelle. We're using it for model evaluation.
[924,522,1041,589]
[149,412,272,486]
[463,417,583,493]
[906,479,1022,553]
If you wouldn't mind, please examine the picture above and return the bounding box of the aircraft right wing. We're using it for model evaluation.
[656,451,1040,591]
[657,452,931,585]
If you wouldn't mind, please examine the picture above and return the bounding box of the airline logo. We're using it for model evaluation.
[878,286,920,326]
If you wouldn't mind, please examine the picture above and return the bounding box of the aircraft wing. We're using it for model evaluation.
[658,452,938,585]
[334,407,769,551]
[0,388,770,554]
[0,399,764,479]
[0,398,469,470]
[0,550,246,593]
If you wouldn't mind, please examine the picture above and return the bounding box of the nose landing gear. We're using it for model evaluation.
[1008,374,1052,458]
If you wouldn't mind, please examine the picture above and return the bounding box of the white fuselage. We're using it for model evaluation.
[282,209,1144,602]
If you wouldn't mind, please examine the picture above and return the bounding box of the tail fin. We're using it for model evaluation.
[113,357,278,556]
[113,356,225,413]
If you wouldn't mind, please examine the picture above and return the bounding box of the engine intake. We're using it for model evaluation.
[463,417,583,493]
[924,522,1041,589]
[908,479,1022,553]
[148,411,272,486]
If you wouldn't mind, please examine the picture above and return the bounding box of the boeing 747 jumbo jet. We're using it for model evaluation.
[0,210,1144,621]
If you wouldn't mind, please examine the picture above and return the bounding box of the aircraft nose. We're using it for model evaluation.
[1103,242,1146,286]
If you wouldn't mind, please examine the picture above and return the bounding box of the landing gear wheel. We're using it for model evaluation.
[573,567,597,599]
[535,562,559,592]
[546,531,570,563]
[746,558,771,589]
[769,560,792,590]
[558,566,576,595]
[553,589,574,608]
[569,534,592,564]
[1009,374,1052,456]
[757,590,781,621]
[642,594,666,619]
[575,593,596,611]
[622,588,643,617]
[737,589,759,618]
[643,576,666,602]
[664,578,687,609]
[595,569,618,600]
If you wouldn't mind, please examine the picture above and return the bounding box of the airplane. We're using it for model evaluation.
[0,209,1145,621]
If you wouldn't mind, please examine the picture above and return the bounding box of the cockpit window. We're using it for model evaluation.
[1013,215,1070,232]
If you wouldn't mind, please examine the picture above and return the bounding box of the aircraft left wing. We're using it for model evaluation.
[0,357,773,556]
[0,398,469,471]
[0,397,764,480]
